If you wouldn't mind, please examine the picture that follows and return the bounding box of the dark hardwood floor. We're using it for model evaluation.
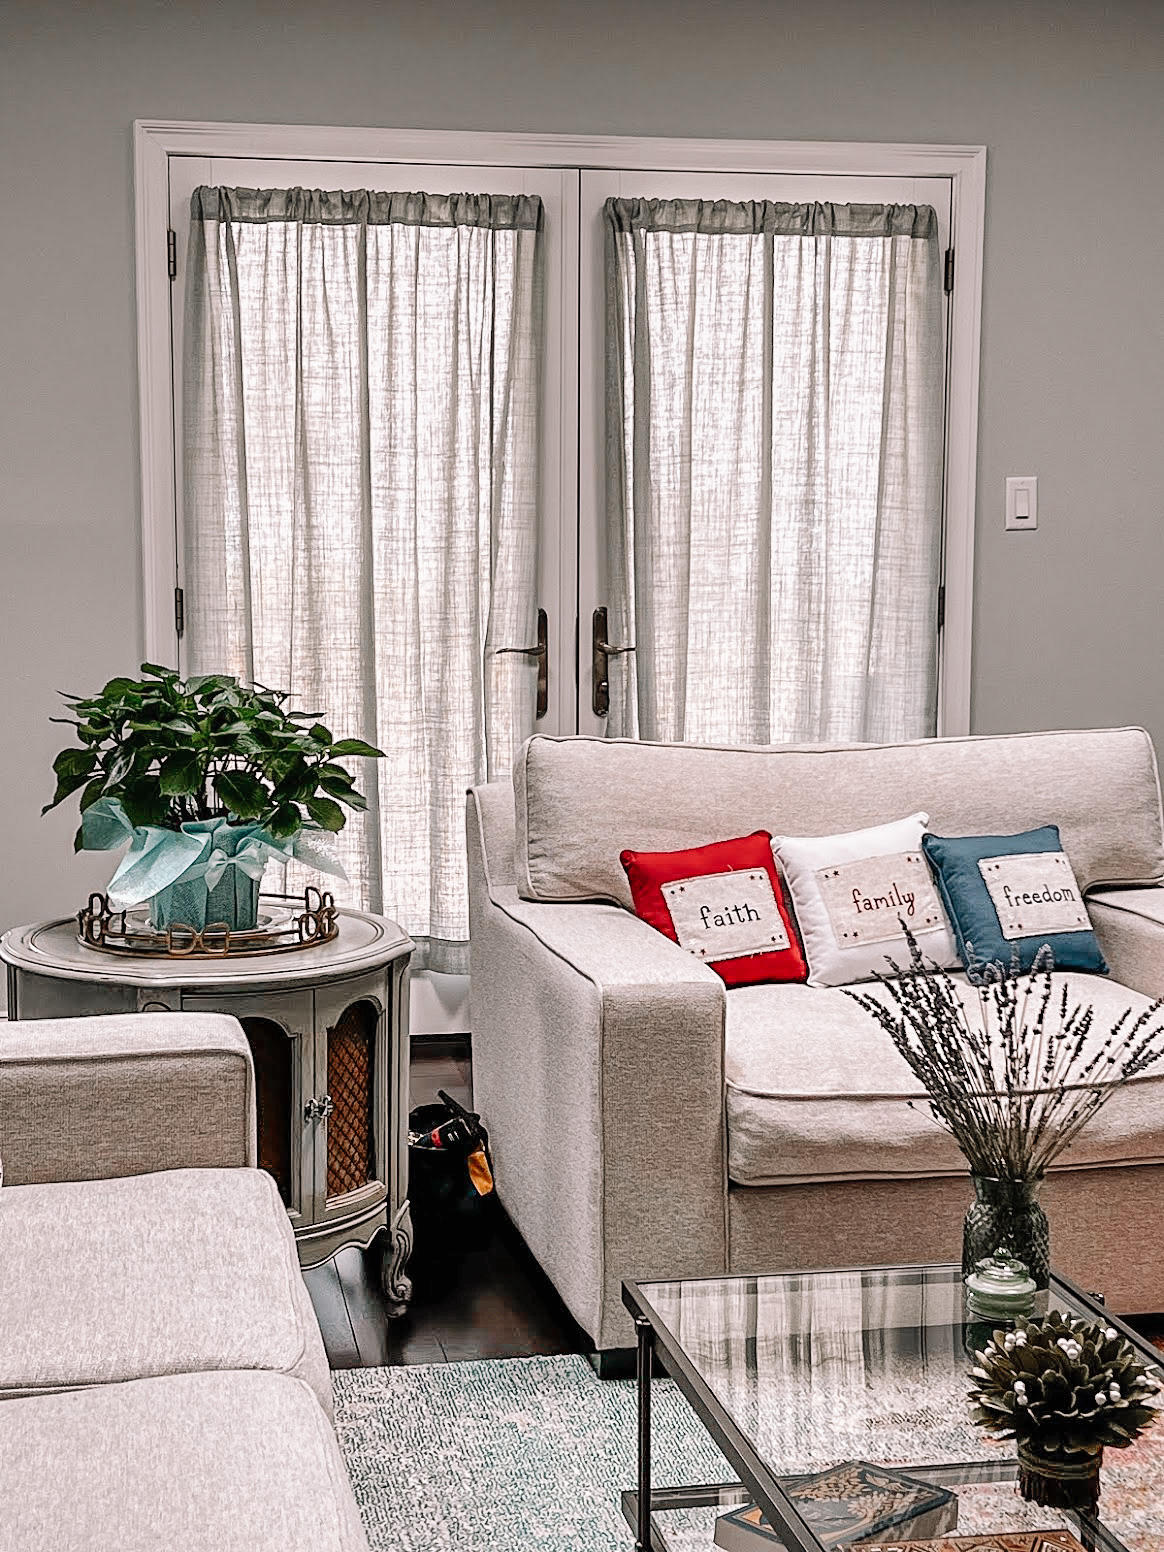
[303,1038,588,1369]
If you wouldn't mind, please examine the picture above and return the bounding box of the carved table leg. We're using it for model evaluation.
[378,1198,414,1316]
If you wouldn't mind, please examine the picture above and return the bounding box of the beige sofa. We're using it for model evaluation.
[0,1012,369,1552]
[467,726,1164,1359]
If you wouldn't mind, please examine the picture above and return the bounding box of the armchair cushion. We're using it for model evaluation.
[0,1167,332,1417]
[0,1370,367,1552]
[724,973,1164,1186]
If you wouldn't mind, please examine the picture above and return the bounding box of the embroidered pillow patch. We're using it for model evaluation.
[815,851,947,948]
[661,868,791,963]
[978,850,1090,940]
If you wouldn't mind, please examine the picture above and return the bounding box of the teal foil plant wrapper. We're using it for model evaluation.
[81,799,346,930]
[44,665,383,933]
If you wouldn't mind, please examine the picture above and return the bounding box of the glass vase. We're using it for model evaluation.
[962,1174,1049,1290]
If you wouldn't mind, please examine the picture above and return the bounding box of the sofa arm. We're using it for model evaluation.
[0,1013,256,1186]
[1088,888,1164,1002]
[468,800,727,1351]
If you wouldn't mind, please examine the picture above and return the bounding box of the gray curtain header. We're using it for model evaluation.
[605,196,936,239]
[191,186,544,231]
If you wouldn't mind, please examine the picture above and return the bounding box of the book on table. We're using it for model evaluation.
[858,1535,1087,1551]
[712,1460,959,1549]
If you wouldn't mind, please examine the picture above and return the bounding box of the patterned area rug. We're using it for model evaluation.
[333,1355,1164,1552]
[334,1355,727,1551]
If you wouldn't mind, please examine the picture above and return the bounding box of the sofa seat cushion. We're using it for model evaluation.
[725,973,1164,1186]
[0,1167,331,1416]
[0,1370,368,1552]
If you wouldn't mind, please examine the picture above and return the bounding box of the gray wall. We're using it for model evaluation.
[2,0,1163,941]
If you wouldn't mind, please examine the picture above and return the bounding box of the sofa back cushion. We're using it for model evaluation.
[513,728,1164,907]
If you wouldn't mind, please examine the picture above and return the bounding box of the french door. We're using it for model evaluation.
[168,155,577,736]
[167,157,953,745]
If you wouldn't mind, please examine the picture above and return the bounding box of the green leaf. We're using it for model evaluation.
[100,676,142,699]
[267,803,303,839]
[104,746,135,788]
[158,751,203,795]
[317,769,358,797]
[329,739,384,759]
[52,747,98,780]
[119,781,171,828]
[76,776,107,813]
[139,662,177,679]
[305,795,346,832]
[187,674,235,697]
[309,723,334,743]
[272,759,316,802]
[214,768,269,820]
[42,764,97,814]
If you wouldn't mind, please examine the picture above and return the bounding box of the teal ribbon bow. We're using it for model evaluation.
[81,798,346,909]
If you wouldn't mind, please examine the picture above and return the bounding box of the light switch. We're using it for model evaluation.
[1005,476,1038,531]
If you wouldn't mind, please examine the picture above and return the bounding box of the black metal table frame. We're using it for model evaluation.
[621,1263,1155,1552]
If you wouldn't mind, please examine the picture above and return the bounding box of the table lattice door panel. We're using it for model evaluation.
[325,998,379,1200]
[311,972,392,1231]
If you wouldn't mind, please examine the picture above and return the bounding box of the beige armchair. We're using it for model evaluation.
[468,728,1164,1361]
[0,1012,368,1551]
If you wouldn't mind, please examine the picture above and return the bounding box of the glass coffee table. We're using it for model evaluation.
[622,1265,1164,1552]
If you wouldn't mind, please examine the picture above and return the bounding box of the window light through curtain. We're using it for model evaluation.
[604,198,945,745]
[183,187,544,970]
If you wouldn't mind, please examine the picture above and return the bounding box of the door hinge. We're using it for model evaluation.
[937,583,946,633]
[174,585,185,638]
[167,228,177,280]
[944,247,955,294]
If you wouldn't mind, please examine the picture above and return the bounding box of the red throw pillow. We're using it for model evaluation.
[619,832,807,987]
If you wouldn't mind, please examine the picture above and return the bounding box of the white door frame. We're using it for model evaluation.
[135,121,985,735]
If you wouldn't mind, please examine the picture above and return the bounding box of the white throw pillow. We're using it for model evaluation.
[773,812,959,986]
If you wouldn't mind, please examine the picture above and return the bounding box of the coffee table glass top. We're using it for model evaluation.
[628,1265,1164,1551]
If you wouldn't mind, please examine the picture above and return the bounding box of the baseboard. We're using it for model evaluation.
[409,1031,471,1061]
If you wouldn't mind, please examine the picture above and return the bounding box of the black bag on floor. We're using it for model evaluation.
[408,1090,496,1278]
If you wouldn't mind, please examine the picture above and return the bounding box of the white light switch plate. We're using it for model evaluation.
[1006,476,1038,531]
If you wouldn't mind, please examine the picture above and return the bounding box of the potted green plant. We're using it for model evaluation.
[44,664,382,932]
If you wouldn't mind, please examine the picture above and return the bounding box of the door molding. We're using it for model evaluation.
[134,121,985,733]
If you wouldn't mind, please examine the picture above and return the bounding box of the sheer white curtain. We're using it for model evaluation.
[183,187,544,970]
[605,198,944,745]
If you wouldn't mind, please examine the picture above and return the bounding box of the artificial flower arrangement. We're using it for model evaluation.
[44,664,382,931]
[968,1309,1161,1510]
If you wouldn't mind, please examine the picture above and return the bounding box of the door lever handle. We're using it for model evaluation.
[494,607,548,720]
[592,606,635,717]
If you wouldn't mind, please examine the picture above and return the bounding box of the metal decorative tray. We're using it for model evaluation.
[76,887,339,958]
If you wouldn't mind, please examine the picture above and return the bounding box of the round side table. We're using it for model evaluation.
[1,906,414,1313]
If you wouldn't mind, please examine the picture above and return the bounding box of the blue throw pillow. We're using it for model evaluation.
[921,824,1107,979]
